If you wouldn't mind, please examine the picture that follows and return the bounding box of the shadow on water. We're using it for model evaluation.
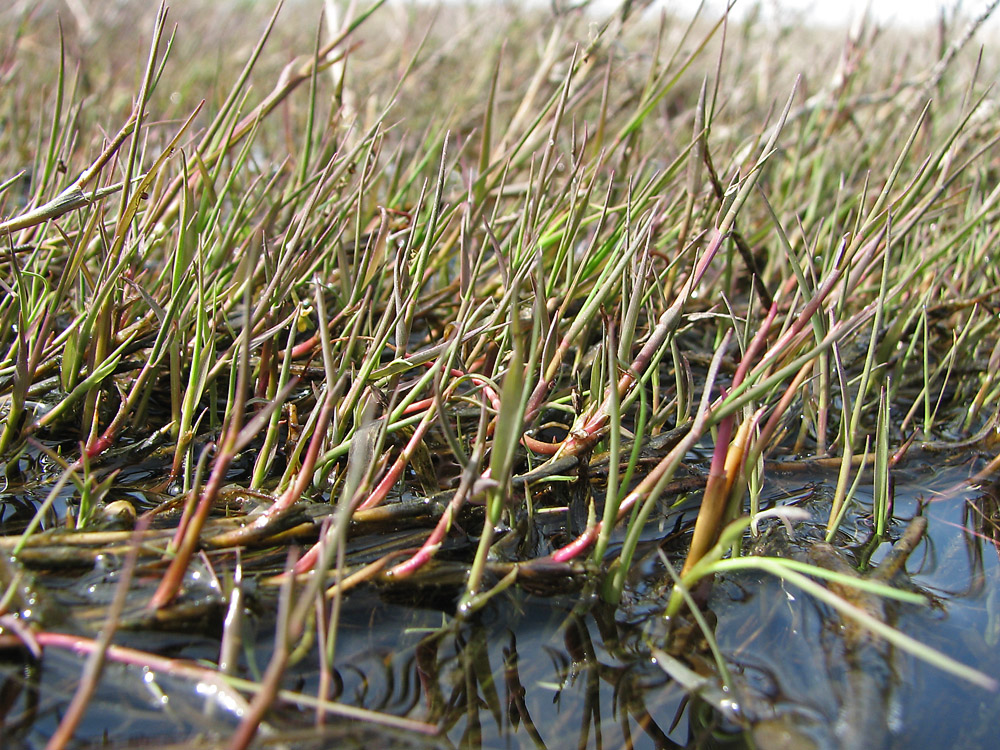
[1,458,999,749]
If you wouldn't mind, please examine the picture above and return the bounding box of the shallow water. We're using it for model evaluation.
[0,456,998,749]
[710,480,1000,749]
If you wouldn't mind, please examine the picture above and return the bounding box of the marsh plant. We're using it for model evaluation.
[1,0,999,747]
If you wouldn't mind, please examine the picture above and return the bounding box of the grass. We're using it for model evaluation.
[1,0,1000,746]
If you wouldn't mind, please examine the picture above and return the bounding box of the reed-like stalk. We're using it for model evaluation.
[1,0,999,744]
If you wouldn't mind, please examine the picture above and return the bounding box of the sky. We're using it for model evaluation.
[689,0,999,29]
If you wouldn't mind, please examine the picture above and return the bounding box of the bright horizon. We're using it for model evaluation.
[688,0,1000,29]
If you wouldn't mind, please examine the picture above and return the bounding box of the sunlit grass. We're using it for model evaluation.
[1,0,999,744]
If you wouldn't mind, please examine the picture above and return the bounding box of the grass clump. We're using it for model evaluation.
[1,0,1000,746]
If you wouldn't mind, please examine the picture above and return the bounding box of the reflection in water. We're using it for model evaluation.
[306,461,1000,749]
[281,578,728,749]
[0,461,998,748]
